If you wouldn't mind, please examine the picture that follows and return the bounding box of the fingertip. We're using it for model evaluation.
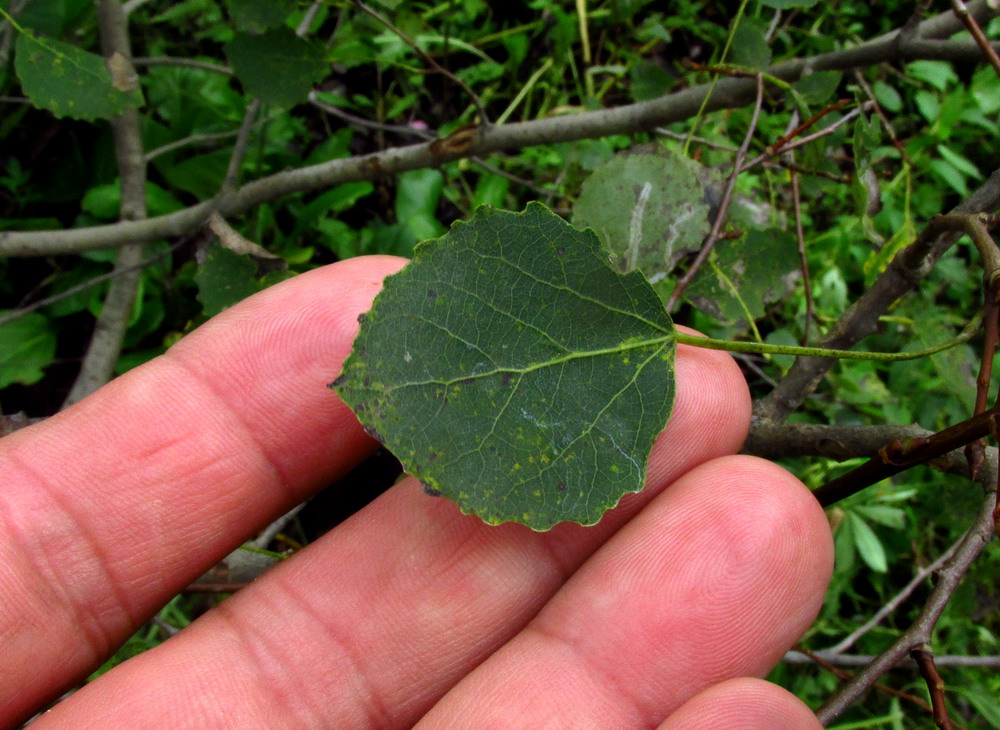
[659,678,822,729]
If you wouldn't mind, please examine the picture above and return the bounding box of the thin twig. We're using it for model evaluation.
[965,298,997,479]
[824,538,963,655]
[308,91,436,139]
[784,651,1000,668]
[951,0,1000,77]
[131,56,234,76]
[220,99,262,194]
[816,483,998,724]
[793,646,938,718]
[740,103,870,173]
[666,73,765,312]
[911,645,954,730]
[0,239,187,329]
[353,0,489,124]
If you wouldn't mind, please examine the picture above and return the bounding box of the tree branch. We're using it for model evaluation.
[62,0,146,408]
[1,3,996,257]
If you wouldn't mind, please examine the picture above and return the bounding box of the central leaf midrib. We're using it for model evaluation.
[387,334,673,392]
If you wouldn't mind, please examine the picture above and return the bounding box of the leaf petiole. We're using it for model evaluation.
[675,315,981,362]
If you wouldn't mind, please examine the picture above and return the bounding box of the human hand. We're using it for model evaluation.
[1,257,832,728]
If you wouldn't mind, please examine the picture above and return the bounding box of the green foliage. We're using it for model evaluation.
[336,204,676,529]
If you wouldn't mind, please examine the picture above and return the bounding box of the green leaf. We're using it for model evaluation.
[395,169,445,243]
[905,60,958,92]
[81,180,184,220]
[572,149,711,283]
[227,0,295,32]
[335,203,677,530]
[792,71,841,106]
[847,512,888,573]
[226,28,327,107]
[928,158,970,197]
[0,311,57,388]
[872,80,902,113]
[14,31,143,121]
[730,19,771,71]
[630,59,674,101]
[194,244,263,316]
[685,229,800,328]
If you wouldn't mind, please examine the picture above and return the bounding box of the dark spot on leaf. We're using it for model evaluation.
[428,290,438,299]
[429,451,437,461]
[459,377,476,387]
[357,312,366,324]
[328,374,346,389]
[421,482,442,497]
[556,482,567,492]
[556,246,565,256]
[500,372,514,387]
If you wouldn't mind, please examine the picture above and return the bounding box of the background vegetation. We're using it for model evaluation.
[1,0,999,726]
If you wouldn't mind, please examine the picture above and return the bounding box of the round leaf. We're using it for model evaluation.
[335,203,677,530]
[572,149,711,283]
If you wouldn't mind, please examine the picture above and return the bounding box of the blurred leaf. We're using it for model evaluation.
[730,19,771,70]
[396,168,445,244]
[685,229,800,328]
[630,60,673,101]
[905,60,958,92]
[848,512,888,573]
[81,180,185,220]
[158,150,231,199]
[0,311,57,388]
[194,244,262,316]
[227,28,327,107]
[854,504,906,529]
[473,172,509,209]
[928,158,970,196]
[792,71,841,106]
[936,144,983,180]
[227,0,295,32]
[873,80,902,113]
[573,148,711,282]
[954,686,1000,729]
[14,31,143,121]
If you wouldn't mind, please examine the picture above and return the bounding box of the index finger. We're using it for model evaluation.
[0,256,405,723]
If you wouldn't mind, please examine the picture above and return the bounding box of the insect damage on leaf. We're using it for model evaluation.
[333,202,677,530]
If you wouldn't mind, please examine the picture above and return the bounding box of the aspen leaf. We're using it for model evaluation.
[334,203,677,530]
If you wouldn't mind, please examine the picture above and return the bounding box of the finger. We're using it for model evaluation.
[417,456,833,727]
[659,678,822,729]
[29,335,752,728]
[0,256,405,723]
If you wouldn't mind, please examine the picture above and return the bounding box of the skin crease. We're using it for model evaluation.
[0,256,833,728]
